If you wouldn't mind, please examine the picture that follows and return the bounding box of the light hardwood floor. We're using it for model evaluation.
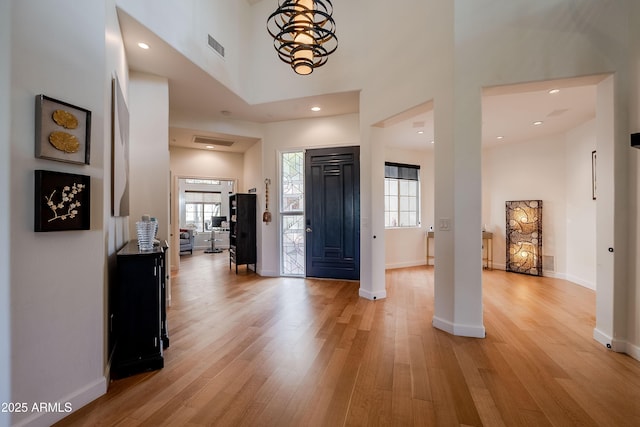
[56,250,640,426]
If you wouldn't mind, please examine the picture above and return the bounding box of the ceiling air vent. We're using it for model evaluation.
[547,108,569,117]
[208,34,225,58]
[192,135,234,147]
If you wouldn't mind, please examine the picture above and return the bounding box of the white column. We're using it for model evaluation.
[432,63,485,338]
[593,75,629,351]
[359,124,387,300]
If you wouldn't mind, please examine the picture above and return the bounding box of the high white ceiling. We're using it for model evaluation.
[118,9,604,154]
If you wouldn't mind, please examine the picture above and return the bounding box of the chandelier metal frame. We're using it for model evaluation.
[267,0,338,75]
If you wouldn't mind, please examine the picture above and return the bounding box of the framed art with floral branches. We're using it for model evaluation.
[34,170,90,232]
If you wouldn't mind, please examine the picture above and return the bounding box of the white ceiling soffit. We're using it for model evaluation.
[117,8,359,127]
[380,74,607,151]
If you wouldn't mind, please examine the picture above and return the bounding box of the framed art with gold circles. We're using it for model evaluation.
[35,94,91,165]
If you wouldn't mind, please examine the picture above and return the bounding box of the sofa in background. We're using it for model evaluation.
[179,228,194,254]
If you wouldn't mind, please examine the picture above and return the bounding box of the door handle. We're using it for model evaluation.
[306,228,312,233]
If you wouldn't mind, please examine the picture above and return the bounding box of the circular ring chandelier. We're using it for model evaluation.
[267,0,338,75]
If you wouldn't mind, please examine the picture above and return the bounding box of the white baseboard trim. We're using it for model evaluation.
[258,269,278,277]
[432,316,486,338]
[14,376,107,427]
[542,270,565,279]
[385,260,426,270]
[359,287,387,300]
[593,327,614,350]
[489,265,596,291]
[611,337,628,354]
[593,328,640,360]
[563,274,595,290]
[626,341,640,362]
[492,262,506,271]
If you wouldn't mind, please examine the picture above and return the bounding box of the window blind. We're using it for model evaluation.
[184,191,221,203]
[384,162,420,180]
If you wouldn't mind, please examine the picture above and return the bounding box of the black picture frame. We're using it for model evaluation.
[35,94,91,165]
[35,170,90,232]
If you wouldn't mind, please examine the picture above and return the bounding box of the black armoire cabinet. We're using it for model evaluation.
[112,241,169,378]
[229,193,256,273]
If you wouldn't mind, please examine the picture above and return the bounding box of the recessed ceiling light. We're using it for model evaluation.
[497,136,504,140]
[137,42,150,50]
[417,130,424,135]
[533,121,543,126]
[430,140,435,144]
[548,89,560,94]
[311,106,321,112]
[205,145,214,149]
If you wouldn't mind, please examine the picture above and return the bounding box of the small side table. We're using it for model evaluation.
[426,231,434,266]
[426,230,493,269]
[482,231,493,270]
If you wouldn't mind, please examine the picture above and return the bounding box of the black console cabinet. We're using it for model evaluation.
[112,241,169,378]
[229,193,256,273]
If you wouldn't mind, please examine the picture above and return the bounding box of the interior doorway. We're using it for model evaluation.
[171,176,235,272]
[177,178,235,250]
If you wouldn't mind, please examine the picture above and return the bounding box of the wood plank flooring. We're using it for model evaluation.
[55,251,640,426]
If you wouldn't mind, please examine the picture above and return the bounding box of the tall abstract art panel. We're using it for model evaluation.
[506,200,542,276]
[112,75,130,217]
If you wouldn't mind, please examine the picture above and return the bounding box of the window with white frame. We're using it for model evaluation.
[184,191,222,232]
[384,162,420,228]
[280,151,305,276]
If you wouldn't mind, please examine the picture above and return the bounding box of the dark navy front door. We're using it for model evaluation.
[305,146,360,280]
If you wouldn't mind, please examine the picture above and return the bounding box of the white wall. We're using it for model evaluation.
[483,134,567,271]
[116,0,252,100]
[0,1,11,426]
[384,148,435,269]
[243,141,264,273]
[9,0,119,424]
[127,72,171,305]
[170,146,245,184]
[628,0,640,361]
[565,120,597,289]
[482,122,596,288]
[128,72,170,242]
